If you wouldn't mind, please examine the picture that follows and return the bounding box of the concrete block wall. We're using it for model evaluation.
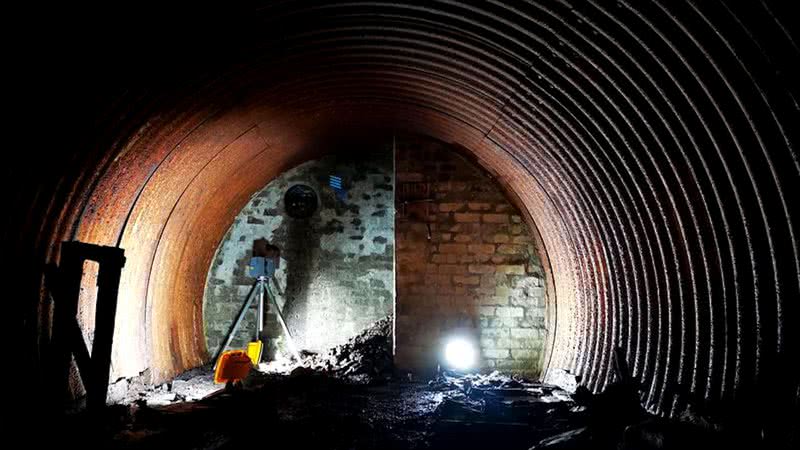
[395,137,547,377]
[203,151,395,359]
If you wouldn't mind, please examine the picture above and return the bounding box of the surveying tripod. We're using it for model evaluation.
[214,271,301,366]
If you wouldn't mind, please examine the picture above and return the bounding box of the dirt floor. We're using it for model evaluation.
[44,366,798,449]
[52,368,584,450]
[42,318,795,449]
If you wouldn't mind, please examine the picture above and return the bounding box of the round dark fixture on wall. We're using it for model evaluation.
[284,184,318,219]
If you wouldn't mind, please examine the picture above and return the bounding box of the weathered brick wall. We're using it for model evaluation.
[203,152,394,359]
[395,137,547,377]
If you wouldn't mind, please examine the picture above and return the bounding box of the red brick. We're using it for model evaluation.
[468,243,495,254]
[454,213,481,223]
[434,232,452,242]
[399,260,427,273]
[453,275,480,285]
[454,234,472,243]
[439,264,466,274]
[468,264,495,274]
[464,223,482,233]
[476,254,492,263]
[439,202,464,212]
[424,274,451,286]
[396,274,423,284]
[409,223,431,233]
[437,284,458,295]
[444,284,467,301]
[490,233,510,243]
[482,213,509,224]
[468,202,492,211]
[439,243,467,253]
[431,254,448,264]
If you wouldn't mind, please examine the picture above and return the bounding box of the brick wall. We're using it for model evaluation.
[395,137,547,377]
[203,151,394,360]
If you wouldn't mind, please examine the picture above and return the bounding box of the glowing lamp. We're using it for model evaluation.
[444,337,477,370]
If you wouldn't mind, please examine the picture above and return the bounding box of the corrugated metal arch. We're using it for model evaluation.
[14,1,798,416]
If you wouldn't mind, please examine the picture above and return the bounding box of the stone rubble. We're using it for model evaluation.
[263,316,394,385]
[106,365,219,406]
[95,359,790,449]
[102,329,793,449]
[544,368,581,394]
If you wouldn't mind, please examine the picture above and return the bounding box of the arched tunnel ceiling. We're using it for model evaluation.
[10,1,799,416]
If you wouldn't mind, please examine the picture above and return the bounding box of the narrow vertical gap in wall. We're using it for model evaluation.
[392,132,398,359]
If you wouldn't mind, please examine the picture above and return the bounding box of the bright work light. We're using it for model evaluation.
[444,337,477,370]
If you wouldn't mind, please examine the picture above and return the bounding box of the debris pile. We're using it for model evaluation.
[430,370,574,403]
[261,316,394,384]
[426,366,742,449]
[92,350,782,449]
[107,366,218,406]
[544,368,581,394]
[426,370,584,449]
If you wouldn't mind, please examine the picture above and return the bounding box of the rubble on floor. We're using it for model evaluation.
[87,330,786,449]
[430,370,578,421]
[428,370,586,449]
[107,317,394,409]
[533,426,591,449]
[106,365,219,406]
[262,316,394,384]
[430,369,779,450]
[545,368,581,394]
[66,362,788,450]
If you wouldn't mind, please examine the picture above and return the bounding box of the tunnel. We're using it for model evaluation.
[8,1,799,448]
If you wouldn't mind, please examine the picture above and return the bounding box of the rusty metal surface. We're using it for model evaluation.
[10,1,798,415]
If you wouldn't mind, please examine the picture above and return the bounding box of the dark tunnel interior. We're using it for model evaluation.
[6,1,799,448]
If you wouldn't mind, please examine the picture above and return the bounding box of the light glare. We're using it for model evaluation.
[444,337,476,370]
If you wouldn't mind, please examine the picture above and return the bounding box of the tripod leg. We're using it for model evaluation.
[214,280,259,364]
[264,282,302,360]
[257,279,265,339]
